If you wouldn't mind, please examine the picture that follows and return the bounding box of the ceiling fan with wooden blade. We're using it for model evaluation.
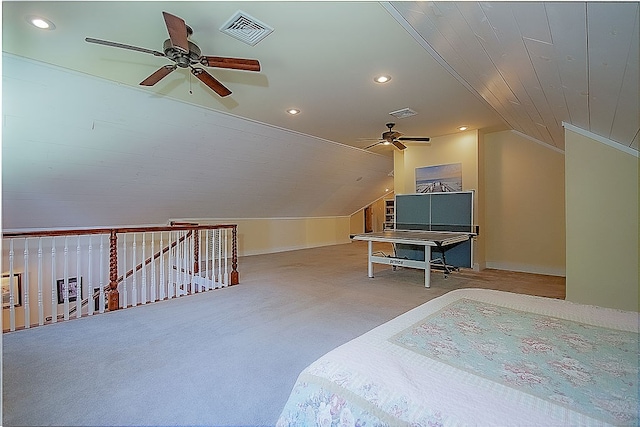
[85,11,261,97]
[364,123,431,150]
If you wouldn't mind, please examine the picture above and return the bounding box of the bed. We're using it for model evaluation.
[276,289,639,426]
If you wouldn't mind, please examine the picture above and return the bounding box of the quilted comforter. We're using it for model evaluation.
[277,288,639,426]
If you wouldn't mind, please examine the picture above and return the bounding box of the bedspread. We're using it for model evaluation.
[277,289,639,426]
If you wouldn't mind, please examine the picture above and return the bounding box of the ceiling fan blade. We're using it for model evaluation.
[163,11,189,53]
[85,37,165,57]
[391,140,407,150]
[398,137,431,142]
[201,56,261,72]
[364,141,383,150]
[191,68,232,97]
[140,65,177,86]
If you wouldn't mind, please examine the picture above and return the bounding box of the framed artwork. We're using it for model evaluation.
[57,277,82,304]
[2,273,22,309]
[416,163,463,193]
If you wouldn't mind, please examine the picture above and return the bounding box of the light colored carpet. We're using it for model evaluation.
[1,241,563,426]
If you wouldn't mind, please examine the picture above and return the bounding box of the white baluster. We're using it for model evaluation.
[150,233,156,302]
[173,232,179,297]
[205,230,211,290]
[38,238,44,325]
[63,236,69,321]
[131,233,137,307]
[191,232,196,293]
[224,228,229,287]
[169,232,175,299]
[184,232,189,294]
[197,230,202,291]
[99,235,105,314]
[75,236,82,319]
[51,241,57,323]
[141,232,147,304]
[159,231,162,300]
[122,234,127,308]
[23,239,30,328]
[87,236,93,316]
[9,239,15,331]
[179,231,183,295]
[217,229,223,287]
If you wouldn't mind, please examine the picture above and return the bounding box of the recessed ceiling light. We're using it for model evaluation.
[26,16,55,30]
[286,108,300,115]
[458,126,468,131]
[374,75,391,84]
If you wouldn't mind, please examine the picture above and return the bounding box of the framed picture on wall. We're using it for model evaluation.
[2,273,22,309]
[57,277,82,304]
[416,163,463,193]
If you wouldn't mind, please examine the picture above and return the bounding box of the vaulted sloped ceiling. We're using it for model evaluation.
[2,2,638,230]
[387,1,639,151]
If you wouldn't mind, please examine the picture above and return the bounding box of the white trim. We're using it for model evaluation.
[175,215,352,222]
[485,261,566,277]
[562,122,639,158]
[239,239,352,257]
[511,130,565,154]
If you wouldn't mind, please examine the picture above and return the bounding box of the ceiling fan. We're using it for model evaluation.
[364,123,431,150]
[85,11,261,97]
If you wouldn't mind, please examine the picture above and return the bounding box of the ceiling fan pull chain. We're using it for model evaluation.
[189,71,193,95]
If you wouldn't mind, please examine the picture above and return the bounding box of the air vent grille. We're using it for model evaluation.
[220,11,274,46]
[389,108,418,119]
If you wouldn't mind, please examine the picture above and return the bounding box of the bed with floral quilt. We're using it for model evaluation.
[277,288,639,426]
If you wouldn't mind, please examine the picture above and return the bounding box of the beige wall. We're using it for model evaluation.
[201,216,351,257]
[349,210,364,235]
[483,130,566,276]
[393,130,482,268]
[395,130,479,195]
[565,128,639,311]
[350,194,392,235]
[391,129,567,276]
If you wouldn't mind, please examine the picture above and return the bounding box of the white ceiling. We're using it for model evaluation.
[2,1,638,230]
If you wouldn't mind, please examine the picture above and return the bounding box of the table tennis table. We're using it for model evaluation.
[351,230,471,288]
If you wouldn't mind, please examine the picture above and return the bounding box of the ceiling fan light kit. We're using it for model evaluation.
[364,123,431,151]
[85,11,262,98]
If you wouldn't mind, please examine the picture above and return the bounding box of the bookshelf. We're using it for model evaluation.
[383,199,395,230]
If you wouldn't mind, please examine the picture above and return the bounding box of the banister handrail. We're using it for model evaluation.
[2,224,238,239]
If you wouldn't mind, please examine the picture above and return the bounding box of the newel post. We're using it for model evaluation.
[108,230,120,310]
[231,225,239,285]
[193,229,199,274]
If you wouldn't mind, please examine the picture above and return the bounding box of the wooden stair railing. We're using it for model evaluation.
[2,224,239,331]
[55,229,201,320]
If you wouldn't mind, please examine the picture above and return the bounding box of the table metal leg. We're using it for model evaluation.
[424,246,431,288]
[367,240,374,278]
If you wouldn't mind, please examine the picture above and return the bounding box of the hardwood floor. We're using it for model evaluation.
[344,241,566,300]
[450,267,566,299]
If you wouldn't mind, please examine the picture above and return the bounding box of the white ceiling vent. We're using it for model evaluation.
[389,108,417,119]
[220,11,274,46]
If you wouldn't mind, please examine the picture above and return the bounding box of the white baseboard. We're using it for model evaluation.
[484,261,566,277]
[240,238,352,257]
